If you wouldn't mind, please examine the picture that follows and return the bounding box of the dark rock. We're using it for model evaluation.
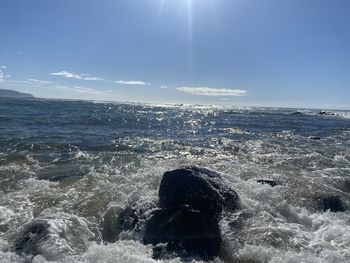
[320,196,346,212]
[318,111,335,116]
[257,179,278,187]
[143,205,221,260]
[102,206,139,243]
[309,136,321,140]
[13,220,50,257]
[142,167,240,260]
[159,167,239,218]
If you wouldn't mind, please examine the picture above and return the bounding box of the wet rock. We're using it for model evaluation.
[101,201,157,243]
[13,220,49,257]
[13,214,94,260]
[143,205,221,260]
[102,206,139,243]
[257,179,278,187]
[318,111,335,116]
[159,167,240,218]
[96,167,241,259]
[320,196,346,212]
[143,167,240,260]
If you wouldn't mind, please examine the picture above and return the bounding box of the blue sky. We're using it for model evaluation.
[0,0,349,109]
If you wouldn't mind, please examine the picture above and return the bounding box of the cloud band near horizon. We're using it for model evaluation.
[176,87,247,96]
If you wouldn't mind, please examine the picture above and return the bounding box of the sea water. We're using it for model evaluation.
[0,98,349,263]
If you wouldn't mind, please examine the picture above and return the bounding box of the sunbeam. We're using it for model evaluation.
[157,0,165,21]
[187,0,194,76]
[156,0,219,77]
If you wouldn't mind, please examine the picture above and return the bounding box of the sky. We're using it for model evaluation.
[0,0,349,109]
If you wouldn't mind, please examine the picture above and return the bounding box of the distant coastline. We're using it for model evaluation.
[0,89,34,99]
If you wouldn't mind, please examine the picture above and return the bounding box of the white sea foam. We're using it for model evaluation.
[1,159,350,263]
[335,111,350,120]
[0,207,13,226]
[29,213,94,260]
[220,173,350,263]
[1,102,349,263]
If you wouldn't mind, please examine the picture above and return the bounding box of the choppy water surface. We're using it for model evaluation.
[0,98,349,263]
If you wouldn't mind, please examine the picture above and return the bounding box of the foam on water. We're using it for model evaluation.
[3,156,349,262]
[335,111,350,120]
[0,99,349,262]
[29,240,219,263]
[0,207,13,226]
[221,177,350,262]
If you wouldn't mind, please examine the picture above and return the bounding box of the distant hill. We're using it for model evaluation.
[0,89,34,98]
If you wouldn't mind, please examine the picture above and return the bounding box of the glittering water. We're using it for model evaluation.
[0,98,350,262]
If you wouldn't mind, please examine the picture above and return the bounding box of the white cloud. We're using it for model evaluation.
[0,69,10,82]
[51,71,82,79]
[50,71,102,81]
[116,80,149,86]
[28,79,53,84]
[176,87,247,96]
[160,85,168,89]
[7,51,22,56]
[84,77,103,81]
[1,65,7,69]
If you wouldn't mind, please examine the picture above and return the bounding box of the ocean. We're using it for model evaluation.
[0,98,349,263]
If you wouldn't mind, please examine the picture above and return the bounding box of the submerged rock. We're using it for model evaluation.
[37,163,90,181]
[13,220,49,257]
[291,111,304,115]
[257,179,278,187]
[101,201,157,243]
[143,166,240,260]
[144,205,221,260]
[13,214,94,260]
[320,196,346,212]
[309,136,322,140]
[102,206,139,243]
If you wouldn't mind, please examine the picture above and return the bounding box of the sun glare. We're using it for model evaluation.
[156,0,218,74]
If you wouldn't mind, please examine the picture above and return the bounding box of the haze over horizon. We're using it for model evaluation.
[1,0,349,109]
